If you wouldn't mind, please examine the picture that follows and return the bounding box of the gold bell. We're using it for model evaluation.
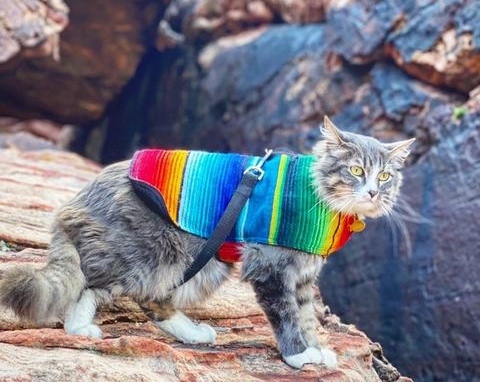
[350,219,366,233]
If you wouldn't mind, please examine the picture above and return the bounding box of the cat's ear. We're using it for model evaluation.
[321,116,346,145]
[385,138,416,166]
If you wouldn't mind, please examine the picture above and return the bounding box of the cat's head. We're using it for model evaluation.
[312,116,415,219]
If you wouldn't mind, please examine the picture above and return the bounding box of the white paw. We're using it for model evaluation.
[319,347,338,368]
[283,347,337,369]
[67,324,103,339]
[188,323,217,344]
[155,312,216,345]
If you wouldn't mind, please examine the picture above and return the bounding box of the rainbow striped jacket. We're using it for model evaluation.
[129,149,357,261]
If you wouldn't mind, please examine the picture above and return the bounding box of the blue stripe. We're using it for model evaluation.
[179,152,246,237]
[241,155,282,242]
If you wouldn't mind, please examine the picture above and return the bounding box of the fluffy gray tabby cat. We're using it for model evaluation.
[0,117,414,369]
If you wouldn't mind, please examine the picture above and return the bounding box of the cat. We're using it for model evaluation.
[0,117,414,369]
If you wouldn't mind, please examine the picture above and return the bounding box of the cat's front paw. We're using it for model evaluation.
[283,347,338,369]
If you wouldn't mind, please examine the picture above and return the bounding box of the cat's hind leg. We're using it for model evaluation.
[143,257,233,344]
[64,288,102,338]
[140,300,216,344]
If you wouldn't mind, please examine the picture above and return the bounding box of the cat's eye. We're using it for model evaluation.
[350,166,364,176]
[378,172,391,181]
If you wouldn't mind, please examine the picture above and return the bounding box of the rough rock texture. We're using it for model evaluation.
[320,89,480,382]
[105,25,463,164]
[96,0,476,162]
[1,0,478,153]
[0,149,411,381]
[385,0,480,93]
[0,150,99,248]
[190,24,367,154]
[0,0,164,123]
[0,0,68,64]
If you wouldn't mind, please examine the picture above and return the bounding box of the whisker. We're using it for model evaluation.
[382,195,431,224]
[389,212,413,257]
[330,198,356,220]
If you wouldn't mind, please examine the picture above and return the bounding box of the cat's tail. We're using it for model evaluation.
[0,236,86,323]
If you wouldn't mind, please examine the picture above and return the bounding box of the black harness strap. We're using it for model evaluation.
[179,149,273,286]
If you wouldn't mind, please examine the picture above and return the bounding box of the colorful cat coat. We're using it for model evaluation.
[129,149,358,261]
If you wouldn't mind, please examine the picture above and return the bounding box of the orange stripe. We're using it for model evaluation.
[154,150,188,223]
[168,151,188,222]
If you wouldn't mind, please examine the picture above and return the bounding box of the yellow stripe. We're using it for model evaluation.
[167,150,188,223]
[268,155,288,243]
[323,212,340,256]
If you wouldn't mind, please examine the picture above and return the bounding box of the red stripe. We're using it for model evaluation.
[218,242,242,263]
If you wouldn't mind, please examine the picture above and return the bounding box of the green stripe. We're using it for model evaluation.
[268,155,289,244]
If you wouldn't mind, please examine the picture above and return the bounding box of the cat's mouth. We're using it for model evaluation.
[324,190,390,218]
[351,199,384,218]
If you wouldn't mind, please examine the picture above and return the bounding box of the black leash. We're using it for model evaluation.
[179,149,273,286]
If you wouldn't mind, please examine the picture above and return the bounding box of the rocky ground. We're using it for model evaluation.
[0,149,411,381]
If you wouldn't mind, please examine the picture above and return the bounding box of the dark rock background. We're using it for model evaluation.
[1,0,480,381]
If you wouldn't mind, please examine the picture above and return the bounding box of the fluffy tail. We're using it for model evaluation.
[0,239,86,323]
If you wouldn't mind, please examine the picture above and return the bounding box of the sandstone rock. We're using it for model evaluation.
[186,0,274,41]
[325,0,399,64]
[0,0,68,64]
[0,0,163,123]
[318,0,480,92]
[0,148,410,381]
[0,149,100,247]
[320,91,480,382]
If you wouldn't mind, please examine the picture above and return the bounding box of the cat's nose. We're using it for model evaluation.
[368,190,378,198]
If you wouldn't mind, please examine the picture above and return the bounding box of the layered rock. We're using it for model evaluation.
[0,149,411,381]
[0,0,164,123]
[130,0,474,163]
